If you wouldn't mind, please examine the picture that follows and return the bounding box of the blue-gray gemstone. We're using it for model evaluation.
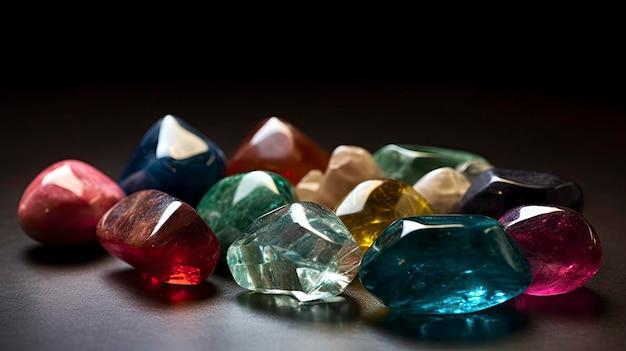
[358,215,531,314]
[119,114,227,207]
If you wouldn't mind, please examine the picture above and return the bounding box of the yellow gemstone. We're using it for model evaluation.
[335,178,434,253]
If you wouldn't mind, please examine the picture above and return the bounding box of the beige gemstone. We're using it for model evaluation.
[456,160,493,182]
[295,169,324,202]
[413,167,470,214]
[295,145,385,210]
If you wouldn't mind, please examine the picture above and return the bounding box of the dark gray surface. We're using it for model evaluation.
[1,75,625,351]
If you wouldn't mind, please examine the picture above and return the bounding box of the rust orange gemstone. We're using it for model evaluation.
[96,189,221,285]
[226,116,330,185]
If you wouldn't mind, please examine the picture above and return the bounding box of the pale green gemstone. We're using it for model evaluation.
[373,144,491,185]
[226,201,362,302]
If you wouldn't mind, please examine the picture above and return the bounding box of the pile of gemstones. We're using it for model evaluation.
[17,114,603,315]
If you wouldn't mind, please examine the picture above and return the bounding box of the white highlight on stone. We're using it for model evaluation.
[42,164,84,196]
[156,115,208,160]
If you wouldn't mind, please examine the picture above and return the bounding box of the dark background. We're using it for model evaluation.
[1,24,625,350]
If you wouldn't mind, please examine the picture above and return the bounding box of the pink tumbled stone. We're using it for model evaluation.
[499,204,602,296]
[18,159,126,245]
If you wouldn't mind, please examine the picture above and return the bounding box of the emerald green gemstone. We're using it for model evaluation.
[373,144,491,185]
[195,170,298,258]
[227,201,362,302]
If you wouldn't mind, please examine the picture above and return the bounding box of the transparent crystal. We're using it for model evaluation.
[227,201,362,302]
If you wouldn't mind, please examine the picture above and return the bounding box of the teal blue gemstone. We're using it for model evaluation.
[358,215,531,314]
[195,171,298,259]
[373,144,491,185]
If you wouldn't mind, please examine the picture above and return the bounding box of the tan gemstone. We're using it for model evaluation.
[455,160,493,182]
[295,169,324,202]
[335,178,434,253]
[314,145,386,210]
[413,167,471,214]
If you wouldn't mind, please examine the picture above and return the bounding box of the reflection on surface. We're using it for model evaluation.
[107,269,217,305]
[375,303,527,342]
[512,287,606,317]
[236,291,360,324]
[25,241,108,265]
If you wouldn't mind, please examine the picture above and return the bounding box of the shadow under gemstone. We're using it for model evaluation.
[236,291,361,324]
[24,241,109,265]
[106,268,218,305]
[511,287,606,318]
[371,303,528,343]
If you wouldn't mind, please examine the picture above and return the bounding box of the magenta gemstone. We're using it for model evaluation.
[499,204,602,296]
[18,159,126,245]
[96,189,221,285]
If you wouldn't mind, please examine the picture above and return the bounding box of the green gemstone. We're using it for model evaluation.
[226,201,362,302]
[195,170,298,258]
[373,144,491,185]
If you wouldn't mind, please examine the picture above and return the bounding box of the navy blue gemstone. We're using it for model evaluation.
[459,168,584,219]
[119,115,227,206]
[358,215,531,315]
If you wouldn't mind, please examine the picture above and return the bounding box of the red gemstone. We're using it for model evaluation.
[17,159,126,245]
[96,189,221,285]
[499,204,602,296]
[226,116,330,184]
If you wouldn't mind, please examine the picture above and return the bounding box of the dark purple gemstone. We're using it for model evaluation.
[459,168,583,219]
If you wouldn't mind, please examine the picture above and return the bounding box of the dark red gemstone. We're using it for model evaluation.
[96,190,221,285]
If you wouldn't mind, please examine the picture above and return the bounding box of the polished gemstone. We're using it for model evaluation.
[499,205,602,296]
[195,170,299,259]
[226,117,330,185]
[460,168,584,219]
[335,179,434,253]
[226,201,362,302]
[295,169,324,202]
[302,145,385,209]
[18,159,125,245]
[96,189,221,285]
[373,144,490,185]
[413,167,470,214]
[118,114,227,206]
[456,160,494,182]
[358,215,532,314]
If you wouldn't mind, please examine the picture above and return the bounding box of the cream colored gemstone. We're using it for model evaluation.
[295,169,324,202]
[413,167,471,214]
[456,160,493,182]
[315,145,385,210]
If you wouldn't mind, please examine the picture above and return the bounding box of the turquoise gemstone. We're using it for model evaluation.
[195,171,298,259]
[359,215,531,314]
[227,201,362,302]
[373,144,491,185]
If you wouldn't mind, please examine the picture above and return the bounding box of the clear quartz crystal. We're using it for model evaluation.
[227,201,362,302]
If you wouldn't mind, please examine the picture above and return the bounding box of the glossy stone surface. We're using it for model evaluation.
[460,168,584,219]
[18,159,125,245]
[226,117,330,185]
[119,114,227,207]
[413,167,470,214]
[335,179,434,253]
[499,205,602,296]
[373,144,490,185]
[300,145,385,209]
[195,170,299,259]
[358,215,532,314]
[97,190,221,285]
[227,201,362,302]
[295,169,323,202]
[456,160,494,182]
